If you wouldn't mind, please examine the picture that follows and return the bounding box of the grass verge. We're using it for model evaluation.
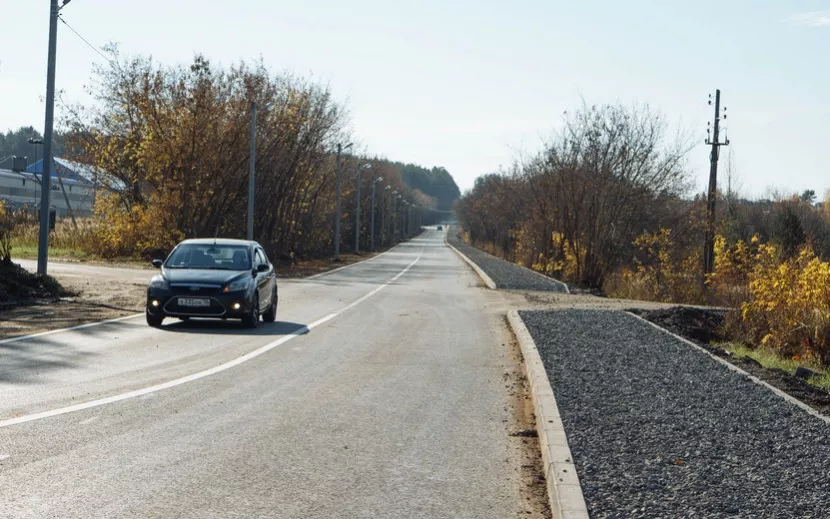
[718,341,830,392]
[11,245,92,261]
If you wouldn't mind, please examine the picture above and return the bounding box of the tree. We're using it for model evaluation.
[456,102,692,287]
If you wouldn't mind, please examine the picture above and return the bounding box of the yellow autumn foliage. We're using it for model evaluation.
[741,243,830,363]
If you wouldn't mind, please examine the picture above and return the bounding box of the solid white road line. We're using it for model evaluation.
[0,254,422,429]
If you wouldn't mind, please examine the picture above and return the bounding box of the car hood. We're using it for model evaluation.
[161,268,249,286]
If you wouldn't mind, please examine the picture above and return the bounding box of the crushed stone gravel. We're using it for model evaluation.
[447,228,567,292]
[520,308,830,519]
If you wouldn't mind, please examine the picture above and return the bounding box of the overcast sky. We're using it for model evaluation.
[1,0,829,195]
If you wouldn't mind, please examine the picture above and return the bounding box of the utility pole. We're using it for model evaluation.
[703,89,730,278]
[370,176,383,251]
[354,165,361,253]
[247,101,257,240]
[354,163,370,254]
[334,143,352,260]
[37,0,60,276]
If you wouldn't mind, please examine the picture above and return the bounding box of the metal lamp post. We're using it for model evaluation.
[382,185,391,246]
[334,142,354,260]
[248,101,274,240]
[370,176,384,251]
[354,163,371,253]
[395,195,403,242]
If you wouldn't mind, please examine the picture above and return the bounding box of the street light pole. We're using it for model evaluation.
[334,142,353,261]
[37,0,60,276]
[247,101,257,240]
[380,186,392,245]
[370,177,383,251]
[354,163,371,254]
[247,101,274,241]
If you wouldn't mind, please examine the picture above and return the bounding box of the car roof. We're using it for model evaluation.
[178,238,257,247]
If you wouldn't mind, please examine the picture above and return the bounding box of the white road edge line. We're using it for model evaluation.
[0,255,422,430]
[305,236,416,280]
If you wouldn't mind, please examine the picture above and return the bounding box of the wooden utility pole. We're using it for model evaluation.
[703,89,730,277]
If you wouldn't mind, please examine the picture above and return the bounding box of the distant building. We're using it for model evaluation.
[0,157,111,217]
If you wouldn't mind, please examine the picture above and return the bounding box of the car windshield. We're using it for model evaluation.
[165,244,251,270]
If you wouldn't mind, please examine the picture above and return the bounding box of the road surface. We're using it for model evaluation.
[0,229,532,518]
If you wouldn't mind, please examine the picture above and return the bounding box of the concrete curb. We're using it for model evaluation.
[443,230,570,294]
[626,311,830,425]
[507,310,590,519]
[444,236,497,290]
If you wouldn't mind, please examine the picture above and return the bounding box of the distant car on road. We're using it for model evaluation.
[145,238,278,328]
[437,225,443,230]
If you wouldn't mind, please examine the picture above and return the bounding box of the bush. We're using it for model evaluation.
[741,243,830,365]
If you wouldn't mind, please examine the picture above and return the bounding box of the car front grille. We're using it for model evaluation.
[169,284,223,296]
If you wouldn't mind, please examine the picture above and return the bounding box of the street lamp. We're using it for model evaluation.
[354,163,371,254]
[248,100,275,240]
[370,176,384,251]
[334,142,353,260]
[382,185,391,246]
[394,195,403,241]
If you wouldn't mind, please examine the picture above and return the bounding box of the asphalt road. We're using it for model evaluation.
[0,229,526,518]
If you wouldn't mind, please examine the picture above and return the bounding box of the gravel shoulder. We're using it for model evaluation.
[520,308,830,519]
[447,227,568,292]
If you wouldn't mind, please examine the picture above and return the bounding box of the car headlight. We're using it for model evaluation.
[149,276,169,290]
[224,279,248,292]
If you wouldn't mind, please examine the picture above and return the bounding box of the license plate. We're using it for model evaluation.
[178,297,210,307]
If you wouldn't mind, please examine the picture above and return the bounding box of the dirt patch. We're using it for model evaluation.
[634,306,830,418]
[502,317,552,519]
[0,262,72,307]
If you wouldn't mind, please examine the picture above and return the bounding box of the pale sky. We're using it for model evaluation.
[1,0,829,195]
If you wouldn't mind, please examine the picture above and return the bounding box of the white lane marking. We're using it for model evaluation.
[305,242,404,280]
[78,416,99,425]
[0,254,422,429]
[0,313,144,346]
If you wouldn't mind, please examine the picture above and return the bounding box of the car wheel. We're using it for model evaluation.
[146,309,164,328]
[262,290,277,323]
[242,295,259,328]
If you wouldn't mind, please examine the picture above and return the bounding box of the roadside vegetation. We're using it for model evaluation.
[2,51,459,266]
[455,101,830,387]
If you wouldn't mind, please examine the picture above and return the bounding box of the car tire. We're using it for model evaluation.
[262,290,277,323]
[242,295,259,328]
[146,310,164,328]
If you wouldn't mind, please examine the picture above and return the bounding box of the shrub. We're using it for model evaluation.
[741,243,830,364]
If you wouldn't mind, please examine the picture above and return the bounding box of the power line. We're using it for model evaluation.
[58,15,114,66]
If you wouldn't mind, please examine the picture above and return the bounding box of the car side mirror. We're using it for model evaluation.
[152,259,163,268]
[256,263,270,272]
